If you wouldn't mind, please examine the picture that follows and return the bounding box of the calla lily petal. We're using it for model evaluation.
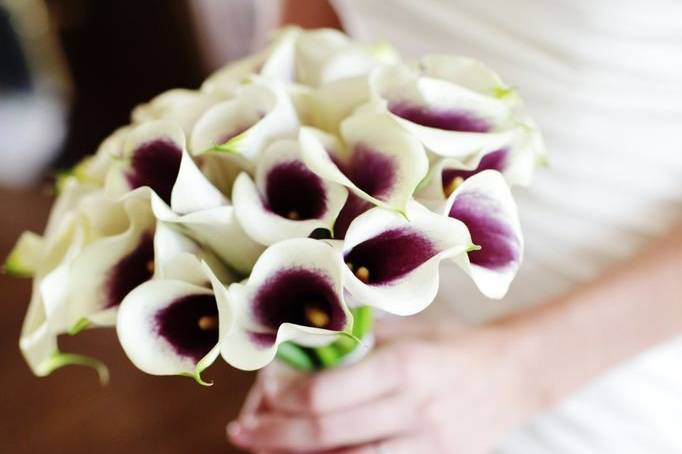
[151,196,264,276]
[190,81,299,163]
[20,280,107,382]
[308,75,371,134]
[444,170,523,299]
[131,89,226,134]
[417,55,515,100]
[300,112,428,216]
[294,28,382,87]
[153,222,237,286]
[221,238,351,371]
[233,139,348,245]
[417,148,510,200]
[197,152,253,197]
[418,126,544,201]
[369,64,519,158]
[5,231,44,277]
[170,150,228,214]
[105,120,229,213]
[19,215,106,379]
[342,201,472,316]
[201,53,268,95]
[105,120,184,205]
[66,196,156,327]
[62,126,130,189]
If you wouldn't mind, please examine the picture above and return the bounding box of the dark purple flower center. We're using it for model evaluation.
[105,232,154,308]
[252,268,346,333]
[442,149,509,195]
[155,293,219,363]
[449,191,520,269]
[333,194,373,240]
[126,139,182,204]
[389,101,491,133]
[265,160,327,220]
[338,145,396,201]
[344,228,437,285]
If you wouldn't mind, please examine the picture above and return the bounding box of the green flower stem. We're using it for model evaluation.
[276,306,375,371]
[276,342,317,371]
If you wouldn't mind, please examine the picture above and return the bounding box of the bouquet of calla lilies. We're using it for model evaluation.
[7,27,544,385]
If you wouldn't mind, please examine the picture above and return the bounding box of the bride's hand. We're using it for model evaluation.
[227,317,541,453]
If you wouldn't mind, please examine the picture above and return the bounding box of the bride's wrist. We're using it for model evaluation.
[493,309,568,418]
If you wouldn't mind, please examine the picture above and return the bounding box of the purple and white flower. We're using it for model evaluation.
[443,170,523,299]
[116,262,231,383]
[341,201,473,315]
[300,112,429,236]
[105,119,264,274]
[367,59,541,161]
[221,238,352,371]
[190,81,299,164]
[232,139,348,245]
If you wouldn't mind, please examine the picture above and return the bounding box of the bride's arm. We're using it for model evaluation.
[227,224,682,453]
[279,0,341,29]
[508,222,682,409]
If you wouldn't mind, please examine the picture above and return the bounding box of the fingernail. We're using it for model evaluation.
[226,421,252,446]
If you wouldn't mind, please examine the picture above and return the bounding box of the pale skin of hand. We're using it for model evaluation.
[227,224,682,453]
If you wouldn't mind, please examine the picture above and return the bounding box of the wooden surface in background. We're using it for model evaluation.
[0,186,252,453]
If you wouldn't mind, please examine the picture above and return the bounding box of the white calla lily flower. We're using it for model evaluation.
[221,238,352,371]
[153,223,237,286]
[418,125,544,200]
[190,81,299,163]
[65,195,156,328]
[117,263,231,383]
[416,55,516,101]
[300,112,428,237]
[202,53,269,95]
[56,126,131,190]
[12,179,127,380]
[368,63,534,159]
[443,170,523,299]
[104,120,263,274]
[292,27,398,87]
[106,119,226,212]
[342,201,473,316]
[196,151,253,197]
[232,139,348,245]
[131,89,227,134]
[307,75,372,134]
[202,26,399,93]
[150,196,263,276]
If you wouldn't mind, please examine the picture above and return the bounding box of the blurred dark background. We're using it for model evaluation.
[0,0,260,452]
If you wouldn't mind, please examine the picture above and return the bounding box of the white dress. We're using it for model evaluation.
[330,0,682,452]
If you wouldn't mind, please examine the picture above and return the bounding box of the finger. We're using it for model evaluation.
[263,346,406,415]
[333,433,434,454]
[374,315,467,345]
[228,392,419,452]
